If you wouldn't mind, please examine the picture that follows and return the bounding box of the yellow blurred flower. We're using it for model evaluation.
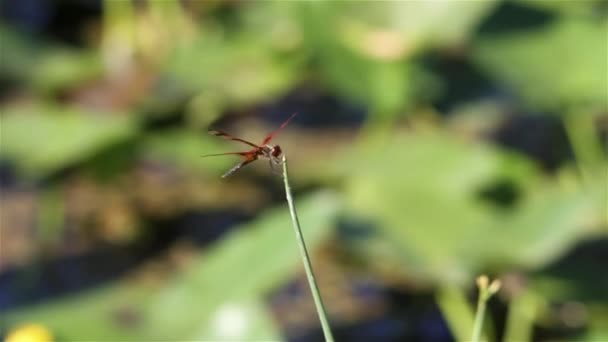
[5,324,53,342]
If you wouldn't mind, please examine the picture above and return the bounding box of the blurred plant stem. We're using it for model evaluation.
[436,285,476,342]
[472,276,501,342]
[562,112,605,191]
[102,0,194,74]
[102,0,135,76]
[504,288,539,342]
[40,185,65,245]
[282,156,334,342]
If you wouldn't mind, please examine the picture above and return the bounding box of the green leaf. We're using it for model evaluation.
[0,105,137,177]
[167,32,300,108]
[514,0,604,17]
[143,190,340,339]
[1,284,155,341]
[294,0,497,115]
[141,129,252,176]
[0,26,103,93]
[584,307,608,342]
[187,298,282,341]
[473,18,607,111]
[3,191,340,340]
[31,50,103,94]
[436,286,476,341]
[334,1,498,50]
[295,1,411,114]
[339,130,595,283]
[341,131,532,282]
[486,181,597,268]
[0,26,41,80]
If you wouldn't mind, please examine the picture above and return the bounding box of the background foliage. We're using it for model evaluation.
[1,1,606,341]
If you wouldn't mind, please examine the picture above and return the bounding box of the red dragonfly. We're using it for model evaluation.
[202,113,298,178]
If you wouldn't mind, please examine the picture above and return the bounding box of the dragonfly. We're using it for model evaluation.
[202,113,298,178]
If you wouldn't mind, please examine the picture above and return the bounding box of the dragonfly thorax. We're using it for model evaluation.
[260,144,281,158]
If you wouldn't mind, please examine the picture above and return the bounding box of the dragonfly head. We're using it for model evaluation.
[271,145,282,157]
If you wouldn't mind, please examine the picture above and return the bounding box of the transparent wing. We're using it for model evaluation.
[209,130,261,149]
[222,157,257,178]
[201,151,251,158]
[262,113,298,145]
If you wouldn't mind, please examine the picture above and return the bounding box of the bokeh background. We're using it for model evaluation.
[1,1,606,341]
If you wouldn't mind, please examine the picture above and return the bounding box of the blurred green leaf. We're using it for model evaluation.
[1,284,155,341]
[143,190,340,339]
[0,105,137,177]
[436,286,476,341]
[238,1,302,52]
[294,2,403,116]
[31,50,103,94]
[334,1,498,50]
[339,130,595,283]
[585,307,608,341]
[503,288,539,342]
[187,298,281,341]
[340,131,533,282]
[473,18,607,111]
[296,1,410,115]
[167,32,300,109]
[0,26,41,80]
[515,0,605,17]
[0,26,103,94]
[4,191,340,340]
[295,0,497,116]
[141,129,249,176]
[486,180,597,268]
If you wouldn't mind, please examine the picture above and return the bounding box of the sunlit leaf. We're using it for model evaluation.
[0,105,137,177]
[166,32,300,109]
[334,1,498,51]
[294,0,497,116]
[189,298,281,341]
[295,1,411,114]
[339,130,595,283]
[141,129,253,176]
[485,181,597,268]
[143,190,340,339]
[142,122,314,179]
[31,50,103,94]
[0,26,103,94]
[1,284,155,341]
[473,18,607,111]
[584,307,608,341]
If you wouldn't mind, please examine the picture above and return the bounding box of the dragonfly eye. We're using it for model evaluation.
[271,145,282,157]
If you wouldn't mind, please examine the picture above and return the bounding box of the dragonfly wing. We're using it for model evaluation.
[262,113,298,145]
[209,130,261,148]
[222,156,257,178]
[201,151,250,158]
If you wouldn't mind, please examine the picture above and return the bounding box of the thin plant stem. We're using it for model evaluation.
[472,276,501,342]
[562,112,603,191]
[436,286,477,342]
[471,290,488,342]
[504,289,538,342]
[282,156,334,342]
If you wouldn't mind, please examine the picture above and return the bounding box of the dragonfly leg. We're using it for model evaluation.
[269,157,283,176]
